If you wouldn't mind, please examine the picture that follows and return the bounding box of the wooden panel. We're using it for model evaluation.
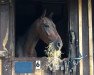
[68,0,79,75]
[0,1,9,52]
[0,0,10,75]
[0,0,14,75]
[0,0,9,57]
[82,0,89,75]
[11,57,78,75]
[78,0,83,75]
[88,0,93,75]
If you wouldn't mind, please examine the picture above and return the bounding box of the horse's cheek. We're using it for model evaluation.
[38,27,43,36]
[50,30,57,37]
[38,28,45,39]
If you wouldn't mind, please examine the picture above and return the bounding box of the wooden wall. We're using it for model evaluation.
[0,0,93,75]
[0,0,14,75]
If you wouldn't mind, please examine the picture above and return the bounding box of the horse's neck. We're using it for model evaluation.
[23,27,39,57]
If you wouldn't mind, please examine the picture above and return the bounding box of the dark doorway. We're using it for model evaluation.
[15,0,69,58]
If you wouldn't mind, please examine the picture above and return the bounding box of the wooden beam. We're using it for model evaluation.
[88,0,94,75]
[0,59,2,75]
[78,0,83,75]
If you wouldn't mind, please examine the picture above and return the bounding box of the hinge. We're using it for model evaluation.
[0,50,8,57]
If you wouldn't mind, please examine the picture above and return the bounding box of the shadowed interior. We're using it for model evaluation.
[15,0,69,58]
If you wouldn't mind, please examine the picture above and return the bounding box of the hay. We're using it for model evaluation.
[45,43,62,72]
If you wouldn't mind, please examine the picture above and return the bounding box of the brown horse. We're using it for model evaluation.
[16,10,63,57]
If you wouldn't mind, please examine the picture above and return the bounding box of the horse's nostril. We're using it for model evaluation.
[57,43,60,47]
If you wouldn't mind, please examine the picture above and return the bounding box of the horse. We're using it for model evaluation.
[16,10,63,57]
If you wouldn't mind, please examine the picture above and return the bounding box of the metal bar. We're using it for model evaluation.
[88,0,94,75]
[78,0,83,75]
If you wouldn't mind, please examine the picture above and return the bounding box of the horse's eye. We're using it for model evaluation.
[44,25,49,27]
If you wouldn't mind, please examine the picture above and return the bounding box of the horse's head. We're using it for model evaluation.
[34,10,63,50]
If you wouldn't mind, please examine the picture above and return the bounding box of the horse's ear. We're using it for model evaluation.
[41,9,46,18]
[48,12,53,19]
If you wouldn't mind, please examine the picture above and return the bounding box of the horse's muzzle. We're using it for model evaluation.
[52,39,63,50]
